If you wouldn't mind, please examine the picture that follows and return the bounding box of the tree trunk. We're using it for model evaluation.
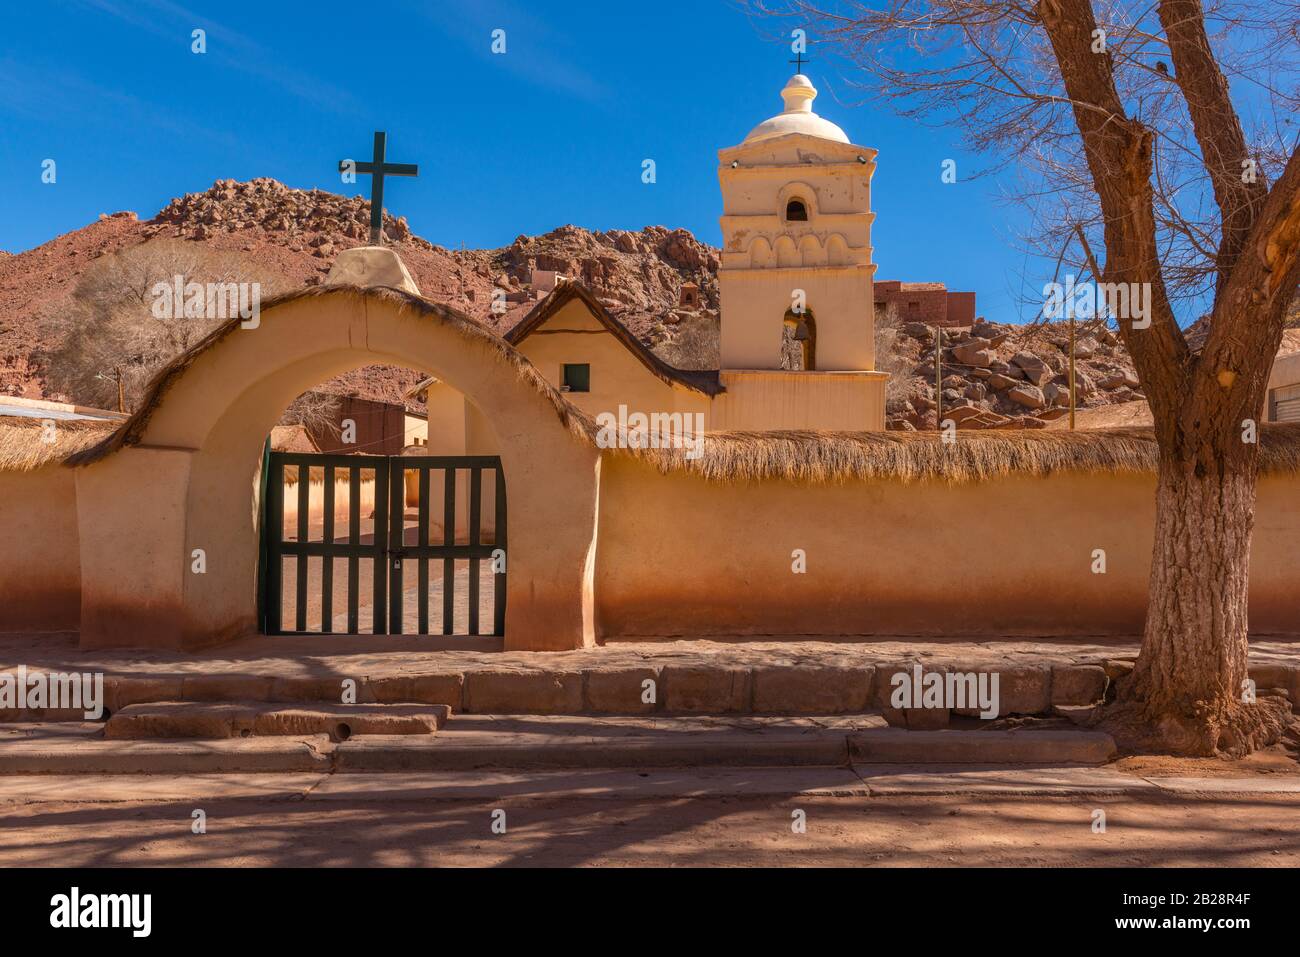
[1115,455,1290,755]
[1133,464,1253,704]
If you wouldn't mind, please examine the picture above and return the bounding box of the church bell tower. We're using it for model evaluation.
[711,73,886,431]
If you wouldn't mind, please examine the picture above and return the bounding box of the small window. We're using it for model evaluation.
[561,363,590,393]
[785,199,808,222]
[908,301,920,312]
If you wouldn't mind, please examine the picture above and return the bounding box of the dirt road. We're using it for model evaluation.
[4,790,1297,867]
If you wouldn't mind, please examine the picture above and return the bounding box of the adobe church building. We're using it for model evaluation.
[416,73,889,445]
[2,74,1300,656]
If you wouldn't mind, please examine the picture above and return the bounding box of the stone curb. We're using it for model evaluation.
[331,731,851,772]
[12,727,1110,774]
[0,735,333,775]
[66,662,1289,722]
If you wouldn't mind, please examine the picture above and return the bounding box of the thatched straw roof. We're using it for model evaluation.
[270,424,320,454]
[609,424,1300,485]
[0,417,118,473]
[12,283,1300,486]
[64,284,593,467]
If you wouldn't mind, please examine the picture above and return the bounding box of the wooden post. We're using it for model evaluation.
[1072,222,1104,432]
[115,367,125,413]
[1069,313,1076,430]
[934,325,943,428]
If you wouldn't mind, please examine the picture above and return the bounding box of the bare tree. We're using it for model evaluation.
[874,300,915,404]
[655,313,723,369]
[281,389,343,438]
[755,0,1300,754]
[39,239,291,413]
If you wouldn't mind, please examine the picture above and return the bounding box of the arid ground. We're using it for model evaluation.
[3,764,1297,867]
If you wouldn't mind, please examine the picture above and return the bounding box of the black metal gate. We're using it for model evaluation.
[260,452,506,636]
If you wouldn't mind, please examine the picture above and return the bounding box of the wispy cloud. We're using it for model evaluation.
[0,55,242,148]
[63,0,363,115]
[406,0,609,102]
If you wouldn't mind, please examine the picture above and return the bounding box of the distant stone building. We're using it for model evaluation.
[678,282,701,310]
[529,269,565,296]
[874,280,975,328]
[307,395,407,455]
[1266,348,1300,423]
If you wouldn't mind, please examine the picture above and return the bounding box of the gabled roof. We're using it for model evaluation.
[505,282,724,397]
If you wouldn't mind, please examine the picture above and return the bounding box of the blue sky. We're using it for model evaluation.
[4,0,1038,320]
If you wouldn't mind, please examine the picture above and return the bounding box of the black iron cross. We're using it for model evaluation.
[789,50,808,73]
[340,131,418,246]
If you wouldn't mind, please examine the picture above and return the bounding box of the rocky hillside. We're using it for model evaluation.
[2,177,1293,428]
[881,318,1145,430]
[0,178,719,407]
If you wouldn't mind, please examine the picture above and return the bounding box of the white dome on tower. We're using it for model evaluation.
[742,74,850,145]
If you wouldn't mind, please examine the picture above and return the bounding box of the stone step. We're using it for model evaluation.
[333,729,852,771]
[104,701,450,741]
[331,721,1115,771]
[0,716,1117,774]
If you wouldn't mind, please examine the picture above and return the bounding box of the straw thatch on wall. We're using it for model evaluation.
[63,284,594,467]
[611,424,1300,485]
[0,417,118,472]
[8,283,1300,486]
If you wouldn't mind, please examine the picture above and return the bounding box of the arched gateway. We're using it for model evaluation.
[70,284,600,653]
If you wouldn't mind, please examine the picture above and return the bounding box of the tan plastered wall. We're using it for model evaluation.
[0,467,81,631]
[403,413,429,447]
[73,289,601,652]
[420,381,466,454]
[709,370,886,431]
[513,300,710,421]
[719,267,876,372]
[593,454,1300,637]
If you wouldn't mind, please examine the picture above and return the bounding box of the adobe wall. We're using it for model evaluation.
[513,299,710,421]
[593,455,1300,638]
[421,381,468,454]
[0,467,81,632]
[71,288,602,652]
[709,370,886,431]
